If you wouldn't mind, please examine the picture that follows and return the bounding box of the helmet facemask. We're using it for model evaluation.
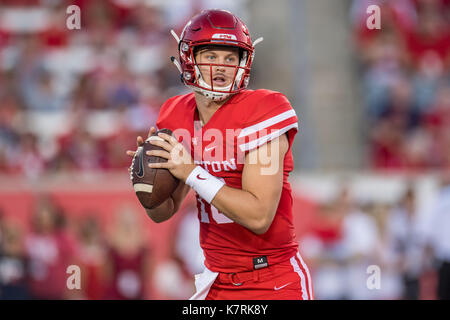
[191,46,250,101]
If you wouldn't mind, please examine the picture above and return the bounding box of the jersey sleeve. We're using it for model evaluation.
[237,91,299,153]
[155,96,178,131]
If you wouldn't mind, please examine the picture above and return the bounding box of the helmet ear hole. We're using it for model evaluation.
[181,43,189,52]
[183,72,192,81]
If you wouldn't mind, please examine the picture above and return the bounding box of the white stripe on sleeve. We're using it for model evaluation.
[238,122,298,152]
[238,109,297,138]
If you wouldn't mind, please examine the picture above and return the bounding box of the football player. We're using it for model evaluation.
[127,9,313,300]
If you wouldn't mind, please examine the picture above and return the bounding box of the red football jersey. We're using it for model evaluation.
[156,89,299,273]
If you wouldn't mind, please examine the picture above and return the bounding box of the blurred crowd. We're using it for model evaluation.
[0,196,152,299]
[2,0,450,175]
[0,0,247,178]
[0,193,206,299]
[299,174,450,300]
[351,0,450,170]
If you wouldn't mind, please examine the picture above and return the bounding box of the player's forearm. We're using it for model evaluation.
[211,186,277,235]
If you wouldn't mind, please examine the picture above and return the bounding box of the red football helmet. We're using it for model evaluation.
[170,9,263,101]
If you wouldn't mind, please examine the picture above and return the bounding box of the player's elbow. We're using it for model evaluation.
[251,223,270,235]
[251,219,271,235]
[249,208,274,235]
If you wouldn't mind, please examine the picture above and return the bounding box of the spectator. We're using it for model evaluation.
[56,125,108,171]
[17,133,46,178]
[22,67,67,111]
[405,3,450,72]
[386,186,425,299]
[422,82,450,167]
[104,205,152,300]
[423,172,450,299]
[24,196,80,299]
[337,188,380,300]
[77,215,107,300]
[367,202,404,299]
[0,220,30,299]
[300,188,349,299]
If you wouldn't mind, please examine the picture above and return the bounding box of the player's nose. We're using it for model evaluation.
[214,64,226,73]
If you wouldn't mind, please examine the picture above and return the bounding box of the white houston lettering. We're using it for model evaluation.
[223,158,237,171]
[194,158,237,173]
[211,161,221,172]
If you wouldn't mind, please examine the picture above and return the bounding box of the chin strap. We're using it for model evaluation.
[170,30,183,74]
[170,56,183,74]
[170,29,180,44]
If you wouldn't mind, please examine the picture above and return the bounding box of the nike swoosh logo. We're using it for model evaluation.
[204,146,216,152]
[274,282,292,291]
[136,147,144,178]
[196,174,207,180]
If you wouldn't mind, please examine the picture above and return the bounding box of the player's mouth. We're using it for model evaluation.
[212,74,227,87]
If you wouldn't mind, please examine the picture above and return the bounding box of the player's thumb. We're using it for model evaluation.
[148,126,156,137]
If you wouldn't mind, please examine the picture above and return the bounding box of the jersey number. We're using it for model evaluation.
[197,198,233,224]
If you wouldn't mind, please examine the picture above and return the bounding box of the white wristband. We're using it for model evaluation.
[185,166,225,204]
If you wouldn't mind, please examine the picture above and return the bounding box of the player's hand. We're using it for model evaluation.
[145,132,196,182]
[126,126,157,174]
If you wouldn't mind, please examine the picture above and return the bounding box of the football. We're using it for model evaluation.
[130,128,179,209]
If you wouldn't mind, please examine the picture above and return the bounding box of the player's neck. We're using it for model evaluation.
[194,92,231,126]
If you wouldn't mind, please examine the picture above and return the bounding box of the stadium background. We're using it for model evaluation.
[0,0,449,299]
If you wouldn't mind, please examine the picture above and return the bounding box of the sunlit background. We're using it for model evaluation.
[0,0,449,300]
